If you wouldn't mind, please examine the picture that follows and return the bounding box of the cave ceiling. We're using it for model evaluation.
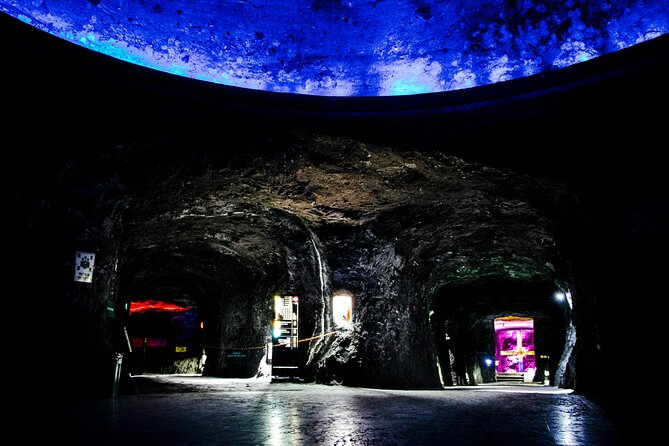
[3,0,668,96]
[113,131,570,312]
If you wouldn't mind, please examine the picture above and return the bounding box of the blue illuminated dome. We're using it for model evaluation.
[2,0,668,96]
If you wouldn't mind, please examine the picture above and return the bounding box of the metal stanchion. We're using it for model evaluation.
[112,352,124,398]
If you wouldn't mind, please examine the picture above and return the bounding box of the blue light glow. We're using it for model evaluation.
[2,0,668,97]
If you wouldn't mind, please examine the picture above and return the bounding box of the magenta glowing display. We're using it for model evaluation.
[495,317,535,375]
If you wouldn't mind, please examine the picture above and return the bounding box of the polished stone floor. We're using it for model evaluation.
[63,375,626,445]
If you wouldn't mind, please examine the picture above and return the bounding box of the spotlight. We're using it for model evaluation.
[554,290,573,309]
[484,357,493,367]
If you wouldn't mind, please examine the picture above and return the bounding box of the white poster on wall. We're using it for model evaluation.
[74,251,95,283]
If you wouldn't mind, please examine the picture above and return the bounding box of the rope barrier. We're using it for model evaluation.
[184,329,341,351]
[296,330,340,344]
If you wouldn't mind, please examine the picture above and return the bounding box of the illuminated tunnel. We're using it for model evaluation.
[11,138,599,397]
[116,198,328,379]
[4,0,669,407]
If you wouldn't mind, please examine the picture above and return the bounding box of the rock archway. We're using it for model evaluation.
[12,131,591,397]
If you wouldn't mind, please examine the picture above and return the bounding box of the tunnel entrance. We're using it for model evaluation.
[430,282,568,388]
[126,300,204,375]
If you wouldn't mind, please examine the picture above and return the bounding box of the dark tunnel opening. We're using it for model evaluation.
[116,238,277,379]
[124,300,203,375]
[430,280,570,388]
[111,186,337,381]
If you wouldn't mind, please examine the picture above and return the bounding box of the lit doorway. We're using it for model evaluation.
[332,293,353,328]
[494,316,536,383]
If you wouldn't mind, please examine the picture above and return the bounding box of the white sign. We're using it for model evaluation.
[74,251,95,283]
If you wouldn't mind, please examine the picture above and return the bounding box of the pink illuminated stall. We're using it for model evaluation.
[494,317,536,382]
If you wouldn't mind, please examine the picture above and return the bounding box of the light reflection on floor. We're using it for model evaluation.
[65,376,623,445]
[548,407,579,446]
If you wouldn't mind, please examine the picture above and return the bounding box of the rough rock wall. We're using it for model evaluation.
[309,234,442,388]
[11,132,591,397]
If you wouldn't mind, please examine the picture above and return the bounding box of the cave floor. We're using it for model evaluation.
[56,374,635,445]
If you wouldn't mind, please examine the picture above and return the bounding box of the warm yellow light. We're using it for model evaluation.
[333,294,353,327]
[274,295,283,319]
